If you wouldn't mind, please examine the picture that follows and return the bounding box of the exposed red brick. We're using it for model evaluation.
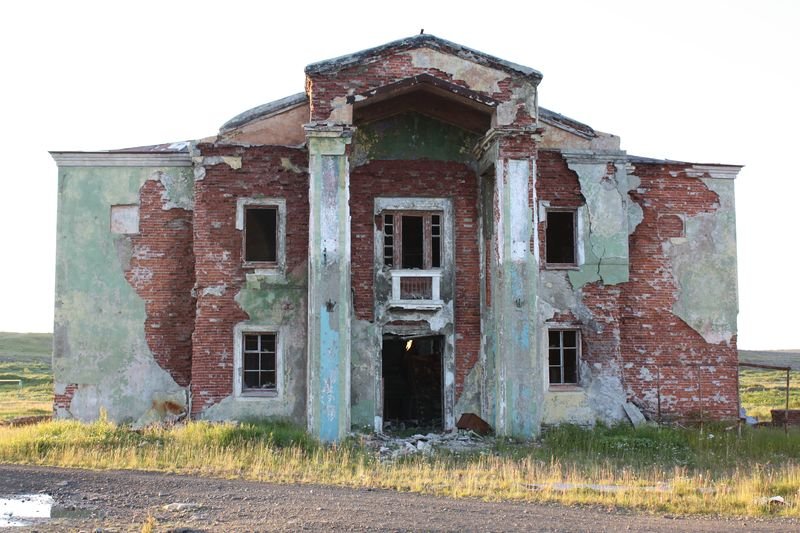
[124,179,195,386]
[350,160,481,398]
[190,144,309,414]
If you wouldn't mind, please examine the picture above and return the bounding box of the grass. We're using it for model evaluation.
[1,418,800,518]
[0,333,798,517]
[0,332,52,421]
[739,368,800,421]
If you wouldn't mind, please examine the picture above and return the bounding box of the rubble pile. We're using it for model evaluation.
[360,430,493,461]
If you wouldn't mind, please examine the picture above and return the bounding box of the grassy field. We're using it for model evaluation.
[1,418,799,517]
[0,332,52,421]
[739,349,800,421]
[1,332,800,516]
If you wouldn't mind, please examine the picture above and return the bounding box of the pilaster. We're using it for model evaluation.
[305,125,354,442]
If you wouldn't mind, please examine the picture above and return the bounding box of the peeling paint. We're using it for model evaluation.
[667,177,737,344]
[405,48,508,94]
[53,166,187,423]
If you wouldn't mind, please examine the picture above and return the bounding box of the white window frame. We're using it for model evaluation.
[233,323,284,400]
[236,197,286,275]
[547,328,581,388]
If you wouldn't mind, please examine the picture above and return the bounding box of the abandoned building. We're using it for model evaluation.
[50,35,740,441]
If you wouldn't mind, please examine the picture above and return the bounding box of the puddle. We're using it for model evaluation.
[0,494,54,527]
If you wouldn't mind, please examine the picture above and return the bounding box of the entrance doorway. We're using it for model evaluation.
[382,335,443,430]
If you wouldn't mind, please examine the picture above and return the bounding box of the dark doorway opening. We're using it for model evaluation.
[382,335,443,430]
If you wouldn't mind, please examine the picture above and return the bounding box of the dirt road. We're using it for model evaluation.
[0,464,794,531]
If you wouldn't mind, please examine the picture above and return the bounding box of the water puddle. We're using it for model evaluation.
[0,494,54,527]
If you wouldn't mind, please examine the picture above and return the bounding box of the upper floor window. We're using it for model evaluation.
[245,207,277,263]
[236,198,286,272]
[383,211,442,269]
[545,209,576,267]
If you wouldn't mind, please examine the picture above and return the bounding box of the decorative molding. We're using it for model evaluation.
[50,152,192,168]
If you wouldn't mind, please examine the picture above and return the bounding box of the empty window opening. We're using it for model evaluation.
[402,215,424,269]
[382,335,443,430]
[545,210,576,265]
[242,333,277,392]
[383,211,442,269]
[548,329,579,385]
[245,207,277,263]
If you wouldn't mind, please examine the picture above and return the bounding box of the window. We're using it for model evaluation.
[383,212,442,269]
[236,198,286,271]
[545,209,576,266]
[242,333,277,392]
[548,329,579,385]
[245,207,277,262]
[234,324,283,398]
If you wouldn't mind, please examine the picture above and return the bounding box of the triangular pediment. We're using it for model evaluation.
[305,34,542,85]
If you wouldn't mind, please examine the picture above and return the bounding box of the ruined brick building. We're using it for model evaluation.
[51,35,740,440]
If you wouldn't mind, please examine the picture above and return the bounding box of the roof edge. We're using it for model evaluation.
[305,34,542,84]
[220,93,308,133]
[50,151,193,168]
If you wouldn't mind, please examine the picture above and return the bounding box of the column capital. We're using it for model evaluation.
[304,124,354,155]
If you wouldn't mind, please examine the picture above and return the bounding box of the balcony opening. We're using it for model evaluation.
[382,335,443,431]
[402,215,424,268]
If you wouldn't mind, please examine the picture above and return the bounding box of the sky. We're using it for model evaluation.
[0,0,797,349]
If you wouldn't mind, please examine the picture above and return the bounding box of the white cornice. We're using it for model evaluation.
[50,152,192,167]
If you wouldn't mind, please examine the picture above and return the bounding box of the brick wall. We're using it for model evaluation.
[350,160,480,397]
[621,163,738,420]
[536,153,738,420]
[307,48,532,126]
[125,179,195,386]
[191,144,309,414]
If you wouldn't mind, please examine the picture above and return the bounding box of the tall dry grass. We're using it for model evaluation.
[1,418,799,517]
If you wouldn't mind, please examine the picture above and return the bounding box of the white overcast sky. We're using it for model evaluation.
[0,0,797,349]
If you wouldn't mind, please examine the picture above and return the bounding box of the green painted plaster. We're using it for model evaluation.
[668,178,738,345]
[567,160,640,288]
[54,166,188,423]
[352,112,479,165]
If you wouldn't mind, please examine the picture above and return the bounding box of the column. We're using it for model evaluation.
[305,125,353,442]
[482,128,542,438]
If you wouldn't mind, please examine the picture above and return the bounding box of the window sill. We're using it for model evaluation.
[548,384,582,392]
[388,300,444,311]
[543,264,579,271]
[236,391,279,400]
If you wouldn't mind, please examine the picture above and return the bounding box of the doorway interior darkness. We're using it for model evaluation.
[382,335,443,430]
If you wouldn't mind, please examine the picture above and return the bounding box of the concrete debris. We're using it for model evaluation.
[456,413,493,435]
[739,407,758,426]
[622,402,646,428]
[360,430,492,461]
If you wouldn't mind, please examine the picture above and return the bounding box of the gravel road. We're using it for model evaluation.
[0,464,795,532]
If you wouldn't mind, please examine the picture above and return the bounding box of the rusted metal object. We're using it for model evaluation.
[456,413,492,435]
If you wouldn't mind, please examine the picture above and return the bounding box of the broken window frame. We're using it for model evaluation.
[544,208,578,268]
[548,328,580,387]
[382,210,443,270]
[236,197,286,274]
[233,323,284,399]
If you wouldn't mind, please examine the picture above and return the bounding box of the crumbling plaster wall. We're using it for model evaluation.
[621,163,738,419]
[190,144,309,423]
[306,44,538,130]
[54,165,192,423]
[348,154,481,431]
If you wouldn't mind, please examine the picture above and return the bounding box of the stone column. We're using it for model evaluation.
[479,128,542,438]
[305,125,353,442]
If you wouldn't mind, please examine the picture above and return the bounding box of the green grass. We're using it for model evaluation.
[739,368,800,421]
[0,331,52,421]
[2,419,800,517]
